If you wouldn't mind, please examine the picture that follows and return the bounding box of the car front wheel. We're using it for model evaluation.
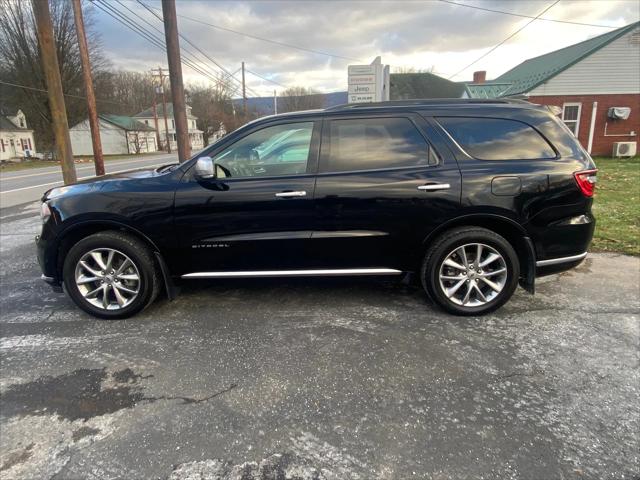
[422,227,520,315]
[63,231,159,319]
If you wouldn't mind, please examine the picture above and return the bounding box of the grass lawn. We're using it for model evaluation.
[0,152,164,173]
[591,156,639,256]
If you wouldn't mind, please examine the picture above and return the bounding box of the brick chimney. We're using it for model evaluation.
[473,71,486,84]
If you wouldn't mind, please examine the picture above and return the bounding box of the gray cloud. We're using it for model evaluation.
[92,0,640,94]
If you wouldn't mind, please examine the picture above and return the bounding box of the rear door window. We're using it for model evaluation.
[321,117,433,173]
[437,117,556,160]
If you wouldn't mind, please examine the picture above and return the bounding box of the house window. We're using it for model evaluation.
[145,120,149,125]
[172,120,175,129]
[562,103,582,137]
[19,118,25,128]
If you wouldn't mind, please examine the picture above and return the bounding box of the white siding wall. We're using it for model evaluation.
[529,27,640,96]
[70,119,128,155]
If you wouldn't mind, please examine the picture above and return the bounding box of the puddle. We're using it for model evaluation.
[0,368,148,421]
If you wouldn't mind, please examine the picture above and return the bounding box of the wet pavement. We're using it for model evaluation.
[0,201,638,479]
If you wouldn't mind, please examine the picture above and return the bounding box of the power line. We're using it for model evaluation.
[141,3,362,62]
[447,0,560,80]
[92,0,246,96]
[438,0,619,29]
[133,0,246,90]
[245,69,289,89]
[0,79,129,107]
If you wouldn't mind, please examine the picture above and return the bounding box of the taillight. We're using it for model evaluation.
[574,169,597,197]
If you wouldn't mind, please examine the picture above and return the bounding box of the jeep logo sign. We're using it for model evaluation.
[347,56,390,104]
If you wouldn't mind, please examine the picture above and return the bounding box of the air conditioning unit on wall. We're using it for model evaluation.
[612,142,637,158]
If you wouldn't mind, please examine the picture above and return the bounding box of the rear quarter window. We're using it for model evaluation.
[437,117,556,160]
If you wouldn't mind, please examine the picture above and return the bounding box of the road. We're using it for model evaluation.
[0,201,638,479]
[0,153,177,208]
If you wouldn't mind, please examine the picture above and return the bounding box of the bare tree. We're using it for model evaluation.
[93,70,157,116]
[279,86,325,113]
[186,76,257,144]
[0,0,107,151]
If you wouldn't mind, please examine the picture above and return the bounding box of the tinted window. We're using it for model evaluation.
[212,122,313,178]
[437,117,556,160]
[323,117,430,172]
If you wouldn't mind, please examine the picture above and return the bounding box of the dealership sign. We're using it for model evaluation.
[347,57,390,104]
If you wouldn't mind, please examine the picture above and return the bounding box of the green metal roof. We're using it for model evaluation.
[494,21,639,96]
[464,83,512,99]
[390,72,466,99]
[100,114,155,132]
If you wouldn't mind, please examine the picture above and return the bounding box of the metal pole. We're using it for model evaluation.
[71,0,104,176]
[161,0,190,162]
[242,61,247,116]
[274,89,277,115]
[32,0,77,184]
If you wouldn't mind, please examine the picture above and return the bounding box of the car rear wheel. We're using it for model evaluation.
[63,231,159,319]
[422,227,520,315]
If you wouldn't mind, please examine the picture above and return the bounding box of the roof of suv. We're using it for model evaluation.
[243,98,546,128]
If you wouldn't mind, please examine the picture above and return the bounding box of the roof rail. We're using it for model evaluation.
[325,98,529,111]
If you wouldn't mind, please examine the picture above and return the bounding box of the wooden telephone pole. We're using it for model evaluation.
[161,0,190,162]
[32,0,77,184]
[150,67,171,153]
[71,0,104,176]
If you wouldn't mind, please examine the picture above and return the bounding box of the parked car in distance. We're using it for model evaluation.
[36,99,597,319]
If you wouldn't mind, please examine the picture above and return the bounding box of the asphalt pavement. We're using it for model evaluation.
[0,201,638,479]
[0,153,177,208]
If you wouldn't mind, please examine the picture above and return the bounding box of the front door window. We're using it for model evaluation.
[212,122,314,178]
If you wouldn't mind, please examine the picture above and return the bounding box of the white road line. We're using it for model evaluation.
[0,156,173,180]
[0,163,169,195]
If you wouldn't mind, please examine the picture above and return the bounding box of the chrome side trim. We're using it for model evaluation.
[41,274,55,283]
[536,252,587,267]
[182,268,403,279]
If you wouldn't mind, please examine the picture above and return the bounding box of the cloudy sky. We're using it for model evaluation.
[91,0,639,97]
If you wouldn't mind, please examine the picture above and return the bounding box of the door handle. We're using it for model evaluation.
[275,191,307,198]
[417,183,450,191]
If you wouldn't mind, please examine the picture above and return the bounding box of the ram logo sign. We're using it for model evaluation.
[347,57,390,104]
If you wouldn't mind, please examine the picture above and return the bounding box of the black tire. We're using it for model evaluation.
[63,231,160,319]
[421,227,520,316]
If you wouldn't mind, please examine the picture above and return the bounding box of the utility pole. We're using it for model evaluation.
[151,101,160,151]
[274,89,277,115]
[161,0,190,162]
[150,67,171,153]
[241,61,247,116]
[71,0,104,176]
[32,0,77,184]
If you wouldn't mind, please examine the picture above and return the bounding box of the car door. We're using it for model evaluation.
[311,113,461,271]
[172,119,321,275]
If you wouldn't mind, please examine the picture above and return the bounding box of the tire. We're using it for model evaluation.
[63,231,160,319]
[421,227,520,316]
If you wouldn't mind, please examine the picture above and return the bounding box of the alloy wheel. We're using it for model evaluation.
[438,243,508,307]
[74,248,141,310]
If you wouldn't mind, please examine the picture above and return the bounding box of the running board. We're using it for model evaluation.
[181,268,403,279]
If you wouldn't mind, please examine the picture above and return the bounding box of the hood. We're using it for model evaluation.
[43,164,177,201]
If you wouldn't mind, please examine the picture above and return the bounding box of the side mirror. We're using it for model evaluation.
[194,156,215,180]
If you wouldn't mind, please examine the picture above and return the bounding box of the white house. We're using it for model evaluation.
[133,103,204,151]
[0,109,36,161]
[70,114,158,156]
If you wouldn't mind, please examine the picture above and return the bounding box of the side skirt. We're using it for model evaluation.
[181,268,403,279]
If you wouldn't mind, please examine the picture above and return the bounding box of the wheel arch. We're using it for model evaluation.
[55,220,174,299]
[422,214,536,293]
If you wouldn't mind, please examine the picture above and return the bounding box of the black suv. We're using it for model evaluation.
[36,99,597,319]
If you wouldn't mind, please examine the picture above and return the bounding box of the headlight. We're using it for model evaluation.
[40,202,51,224]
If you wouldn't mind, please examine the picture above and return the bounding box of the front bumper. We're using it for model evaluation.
[36,233,62,291]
